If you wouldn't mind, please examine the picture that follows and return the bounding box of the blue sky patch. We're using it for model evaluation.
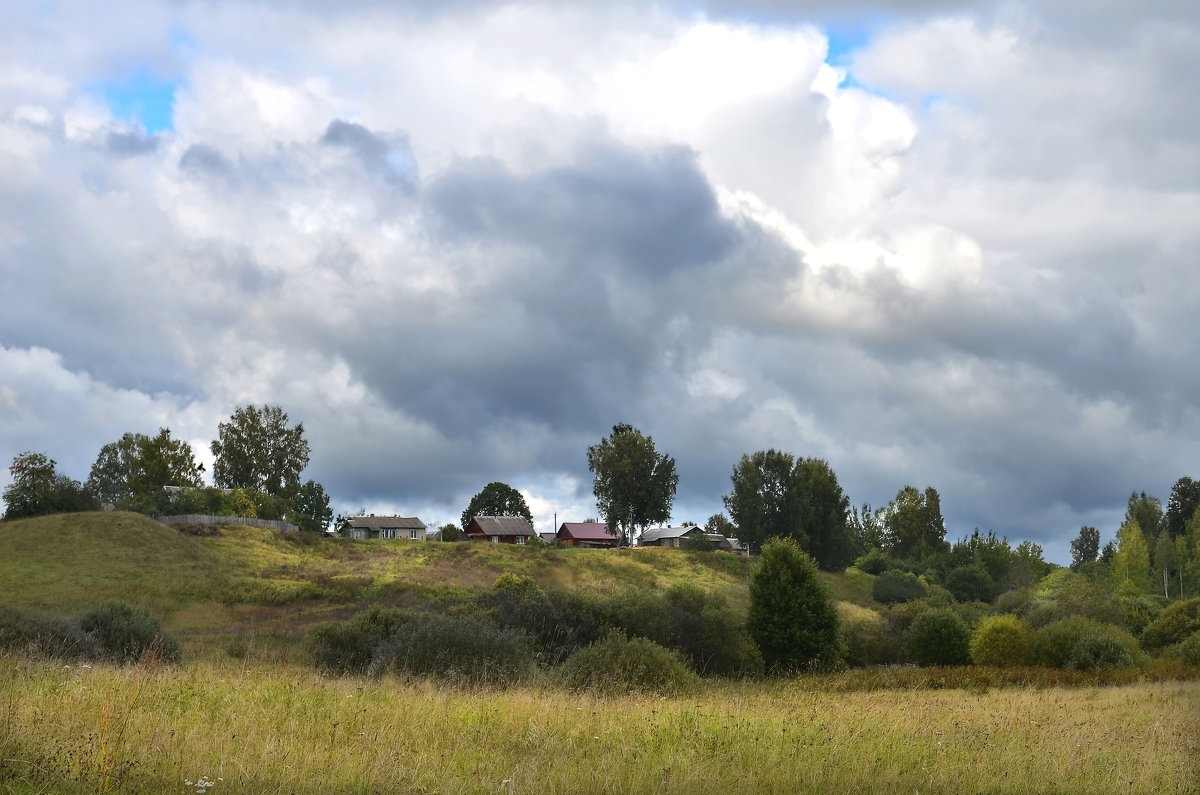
[97,68,178,133]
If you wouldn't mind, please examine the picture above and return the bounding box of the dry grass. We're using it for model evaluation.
[2,656,1197,793]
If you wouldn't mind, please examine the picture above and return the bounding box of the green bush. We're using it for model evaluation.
[78,601,182,663]
[1066,635,1134,670]
[369,614,534,685]
[970,615,1030,667]
[944,565,997,603]
[872,569,928,605]
[905,608,971,666]
[1030,616,1142,670]
[0,604,100,661]
[555,629,698,695]
[748,538,844,672]
[855,549,891,576]
[311,606,414,675]
[1139,597,1200,652]
[838,602,902,666]
[1172,631,1200,666]
[649,582,763,676]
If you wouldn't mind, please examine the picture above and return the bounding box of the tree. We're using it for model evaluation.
[87,429,205,511]
[439,523,461,542]
[793,458,855,571]
[289,479,332,533]
[705,513,736,537]
[2,452,96,520]
[461,481,532,529]
[1163,477,1200,541]
[882,485,947,562]
[1124,491,1163,555]
[724,449,798,552]
[747,537,842,672]
[587,424,677,545]
[1113,520,1151,592]
[1070,526,1100,571]
[211,405,310,498]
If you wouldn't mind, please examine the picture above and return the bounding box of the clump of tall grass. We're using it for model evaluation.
[367,613,535,685]
[0,601,180,664]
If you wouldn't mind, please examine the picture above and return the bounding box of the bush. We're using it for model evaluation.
[648,582,763,677]
[872,570,928,605]
[855,549,891,575]
[369,613,534,685]
[1172,631,1200,666]
[970,615,1030,667]
[1139,597,1200,652]
[838,602,902,667]
[78,601,181,663]
[748,538,843,672]
[1066,635,1134,670]
[555,629,698,695]
[906,608,971,666]
[944,565,997,603]
[0,604,99,661]
[1030,616,1142,670]
[311,607,414,675]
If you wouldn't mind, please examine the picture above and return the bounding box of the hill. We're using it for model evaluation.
[0,511,772,657]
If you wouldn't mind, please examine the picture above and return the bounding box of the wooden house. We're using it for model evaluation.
[340,515,427,540]
[636,524,704,548]
[464,515,535,544]
[556,522,620,548]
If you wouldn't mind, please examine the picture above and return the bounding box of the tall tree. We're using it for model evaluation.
[1070,526,1100,571]
[1163,477,1200,540]
[290,479,333,533]
[723,449,798,552]
[1124,491,1163,553]
[211,405,311,498]
[747,537,843,672]
[882,485,946,561]
[1113,519,1151,592]
[587,424,677,545]
[87,429,205,509]
[461,481,533,529]
[792,458,855,571]
[2,452,96,520]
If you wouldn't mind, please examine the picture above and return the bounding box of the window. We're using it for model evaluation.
[516,536,525,545]
[410,529,420,540]
[491,536,499,544]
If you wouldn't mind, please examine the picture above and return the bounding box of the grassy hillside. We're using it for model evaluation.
[0,512,760,656]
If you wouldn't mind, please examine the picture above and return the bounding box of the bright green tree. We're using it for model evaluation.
[747,537,842,672]
[87,429,205,510]
[461,481,533,529]
[587,424,677,545]
[1124,491,1163,553]
[724,449,799,551]
[2,452,96,520]
[211,405,310,498]
[289,479,333,533]
[1113,520,1151,592]
[1070,526,1100,571]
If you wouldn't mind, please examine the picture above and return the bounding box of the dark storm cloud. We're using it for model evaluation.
[179,143,235,178]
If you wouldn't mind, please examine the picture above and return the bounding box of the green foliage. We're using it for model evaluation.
[970,615,1030,667]
[683,533,713,552]
[439,523,461,541]
[882,485,947,562]
[555,629,698,695]
[748,537,843,672]
[311,606,414,675]
[1066,635,1135,670]
[1162,477,1200,540]
[290,479,333,533]
[1030,616,1142,670]
[647,582,763,676]
[905,607,971,666]
[855,548,891,575]
[460,481,533,529]
[0,604,100,660]
[2,452,97,520]
[77,601,182,663]
[369,613,535,685]
[871,569,927,605]
[838,602,901,667]
[1113,520,1151,592]
[1070,526,1100,571]
[211,404,311,498]
[1171,630,1200,666]
[87,429,204,513]
[944,564,997,603]
[1139,597,1200,652]
[587,423,677,545]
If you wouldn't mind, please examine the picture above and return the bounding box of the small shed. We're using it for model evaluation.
[464,515,535,544]
[341,515,427,540]
[636,524,704,548]
[556,522,620,548]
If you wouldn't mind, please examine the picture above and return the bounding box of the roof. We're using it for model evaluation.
[466,515,534,537]
[341,516,426,531]
[637,524,702,544]
[557,522,618,541]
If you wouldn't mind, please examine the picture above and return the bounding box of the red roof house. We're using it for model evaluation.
[556,522,620,548]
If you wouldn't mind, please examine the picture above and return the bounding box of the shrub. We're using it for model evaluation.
[1173,630,1200,666]
[1030,616,1142,670]
[1066,635,1134,670]
[906,608,971,666]
[0,604,100,661]
[748,538,843,672]
[78,601,182,663]
[855,549,891,575]
[311,606,414,675]
[872,570,927,605]
[1139,597,1200,652]
[838,602,901,667]
[649,582,763,677]
[970,615,1030,667]
[944,565,997,603]
[556,629,698,695]
[369,614,534,685]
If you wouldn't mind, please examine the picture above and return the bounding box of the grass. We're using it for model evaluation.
[1,656,1197,793]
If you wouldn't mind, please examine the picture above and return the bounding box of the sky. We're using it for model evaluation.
[2,1,1198,563]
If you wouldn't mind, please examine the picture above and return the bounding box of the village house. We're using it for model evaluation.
[464,515,535,544]
[636,524,704,548]
[555,521,620,548]
[340,515,427,540]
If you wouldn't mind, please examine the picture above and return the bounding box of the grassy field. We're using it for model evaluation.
[1,657,1197,793]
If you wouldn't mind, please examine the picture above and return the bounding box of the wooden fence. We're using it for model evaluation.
[155,514,298,533]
